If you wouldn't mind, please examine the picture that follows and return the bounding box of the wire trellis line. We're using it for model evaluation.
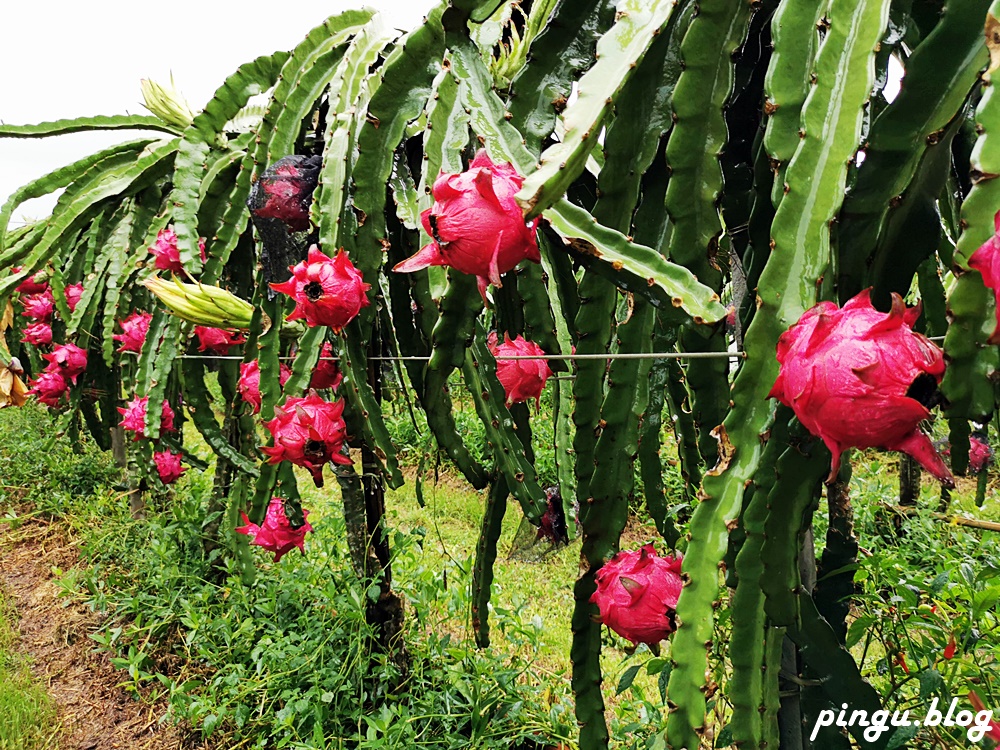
[123,350,747,362]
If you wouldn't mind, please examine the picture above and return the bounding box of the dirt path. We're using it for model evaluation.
[0,516,190,750]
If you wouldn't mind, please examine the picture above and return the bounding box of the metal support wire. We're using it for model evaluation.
[128,350,746,362]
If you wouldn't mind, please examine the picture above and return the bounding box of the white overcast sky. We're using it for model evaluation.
[0,0,437,225]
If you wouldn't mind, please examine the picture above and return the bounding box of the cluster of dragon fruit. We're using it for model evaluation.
[9,147,1000,647]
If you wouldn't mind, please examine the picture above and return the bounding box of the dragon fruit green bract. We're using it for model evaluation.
[392,149,541,303]
[590,544,683,645]
[42,343,87,384]
[238,360,292,415]
[270,247,370,332]
[968,209,1000,344]
[154,450,185,485]
[768,289,953,486]
[113,312,152,353]
[235,497,313,562]
[261,391,351,487]
[487,331,553,408]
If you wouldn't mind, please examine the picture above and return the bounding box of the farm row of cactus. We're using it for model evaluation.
[2,0,1000,747]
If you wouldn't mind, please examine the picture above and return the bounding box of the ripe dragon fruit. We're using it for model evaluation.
[310,341,343,391]
[21,322,53,346]
[21,291,54,322]
[12,267,48,296]
[42,343,87,384]
[248,155,322,233]
[118,396,176,439]
[260,391,352,487]
[270,247,370,332]
[590,544,684,645]
[487,331,553,408]
[235,497,313,562]
[768,289,953,487]
[26,369,69,408]
[238,359,292,414]
[114,312,153,353]
[392,149,541,302]
[64,283,84,313]
[193,326,246,355]
[154,450,186,485]
[968,209,1000,344]
[148,226,207,274]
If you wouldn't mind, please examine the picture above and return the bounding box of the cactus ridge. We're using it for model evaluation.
[665,0,890,742]
[472,476,509,648]
[838,0,990,301]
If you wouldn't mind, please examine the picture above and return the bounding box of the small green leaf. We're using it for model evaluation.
[886,723,920,750]
[616,664,642,695]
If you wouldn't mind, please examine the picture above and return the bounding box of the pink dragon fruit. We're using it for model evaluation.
[154,450,186,485]
[21,323,53,346]
[261,391,352,487]
[393,149,541,302]
[193,326,246,355]
[21,291,54,322]
[769,289,952,486]
[270,247,370,332]
[118,397,176,439]
[487,331,553,408]
[248,155,322,233]
[64,283,84,313]
[968,210,1000,344]
[114,312,153,353]
[27,369,69,408]
[310,341,343,391]
[238,359,292,414]
[13,267,48,296]
[148,227,207,274]
[42,343,87,384]
[235,497,313,562]
[590,544,684,645]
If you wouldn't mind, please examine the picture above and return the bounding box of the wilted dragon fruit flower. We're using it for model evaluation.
[261,391,351,487]
[487,331,553,408]
[248,155,322,233]
[310,341,343,391]
[393,149,541,303]
[118,396,177,439]
[21,322,53,346]
[154,450,186,485]
[590,544,684,645]
[769,289,953,487]
[968,209,1000,344]
[64,283,84,313]
[27,369,69,408]
[21,291,54,322]
[194,326,246,355]
[42,343,88,384]
[148,227,207,274]
[270,247,370,332]
[235,497,313,562]
[238,359,292,415]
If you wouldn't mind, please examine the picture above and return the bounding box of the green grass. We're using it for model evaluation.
[0,588,59,750]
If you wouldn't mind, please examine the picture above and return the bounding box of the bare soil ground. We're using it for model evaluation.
[0,515,192,750]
